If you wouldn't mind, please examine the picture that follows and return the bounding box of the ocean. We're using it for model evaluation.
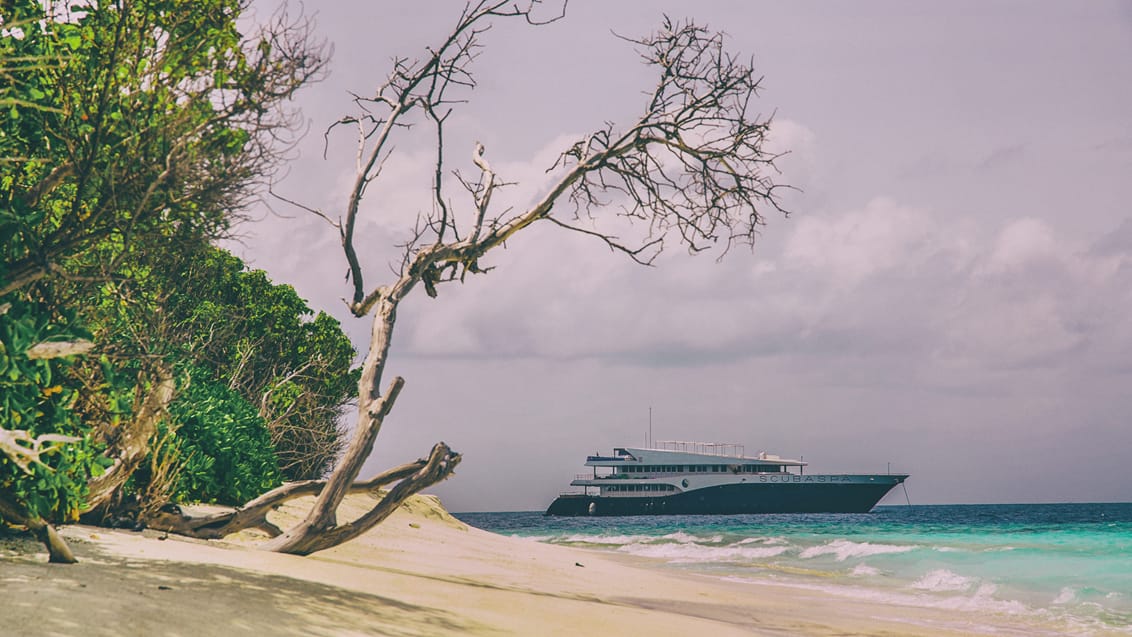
[454,503,1132,635]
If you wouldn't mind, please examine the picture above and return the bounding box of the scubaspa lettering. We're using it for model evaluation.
[758,475,856,483]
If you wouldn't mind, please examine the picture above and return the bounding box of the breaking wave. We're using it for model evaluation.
[798,539,914,561]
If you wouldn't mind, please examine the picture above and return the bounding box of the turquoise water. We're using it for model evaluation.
[454,503,1132,635]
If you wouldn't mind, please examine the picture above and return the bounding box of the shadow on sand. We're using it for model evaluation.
[1,536,482,637]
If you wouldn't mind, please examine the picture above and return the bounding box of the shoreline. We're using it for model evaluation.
[0,494,1100,636]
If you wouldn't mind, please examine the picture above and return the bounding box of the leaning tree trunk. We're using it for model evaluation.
[82,365,176,517]
[261,287,462,555]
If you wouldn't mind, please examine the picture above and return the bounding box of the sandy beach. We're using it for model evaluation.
[0,494,1082,636]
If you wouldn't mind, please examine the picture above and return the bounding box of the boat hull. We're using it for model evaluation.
[545,477,906,516]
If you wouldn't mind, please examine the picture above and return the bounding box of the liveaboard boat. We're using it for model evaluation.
[545,441,908,516]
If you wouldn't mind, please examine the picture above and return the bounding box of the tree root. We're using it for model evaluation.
[0,495,77,564]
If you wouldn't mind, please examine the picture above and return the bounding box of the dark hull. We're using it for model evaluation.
[545,479,906,516]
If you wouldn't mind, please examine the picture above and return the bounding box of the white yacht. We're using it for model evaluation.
[546,441,908,516]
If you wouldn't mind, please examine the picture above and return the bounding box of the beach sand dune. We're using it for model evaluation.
[1,494,1046,636]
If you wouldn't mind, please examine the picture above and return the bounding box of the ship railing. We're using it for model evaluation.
[653,440,745,457]
[580,472,715,480]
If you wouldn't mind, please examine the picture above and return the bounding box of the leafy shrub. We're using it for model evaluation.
[165,369,282,504]
[0,299,106,522]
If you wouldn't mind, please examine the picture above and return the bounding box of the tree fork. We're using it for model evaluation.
[260,441,460,555]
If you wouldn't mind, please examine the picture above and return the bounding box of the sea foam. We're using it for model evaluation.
[619,541,789,563]
[1053,587,1076,605]
[850,564,881,577]
[798,539,913,561]
[911,569,978,593]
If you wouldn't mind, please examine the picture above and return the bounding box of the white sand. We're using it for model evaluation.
[0,494,1078,636]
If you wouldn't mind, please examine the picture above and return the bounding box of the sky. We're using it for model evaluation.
[231,1,1132,512]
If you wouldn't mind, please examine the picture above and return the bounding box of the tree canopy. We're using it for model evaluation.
[1,0,322,295]
[0,0,338,560]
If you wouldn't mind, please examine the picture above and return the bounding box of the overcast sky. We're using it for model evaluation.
[231,1,1132,512]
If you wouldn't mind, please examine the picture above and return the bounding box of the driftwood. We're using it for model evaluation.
[144,442,459,544]
[0,429,81,475]
[260,442,459,554]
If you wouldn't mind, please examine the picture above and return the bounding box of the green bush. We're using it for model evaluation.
[166,369,283,505]
[0,299,106,522]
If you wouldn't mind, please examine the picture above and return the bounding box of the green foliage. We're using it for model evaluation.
[70,241,357,493]
[0,299,106,522]
[158,246,358,480]
[2,0,328,522]
[1,0,323,295]
[165,368,282,505]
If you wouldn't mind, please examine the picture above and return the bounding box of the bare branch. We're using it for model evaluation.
[269,187,339,228]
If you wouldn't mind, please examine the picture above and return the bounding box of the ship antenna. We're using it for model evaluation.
[648,406,653,448]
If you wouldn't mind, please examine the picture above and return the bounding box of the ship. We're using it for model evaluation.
[545,440,908,516]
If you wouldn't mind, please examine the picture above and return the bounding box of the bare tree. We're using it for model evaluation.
[149,0,788,555]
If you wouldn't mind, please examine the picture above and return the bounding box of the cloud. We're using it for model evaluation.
[783,197,968,289]
[980,217,1058,274]
[391,178,1132,396]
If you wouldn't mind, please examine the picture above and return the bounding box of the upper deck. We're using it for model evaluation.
[585,440,806,470]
